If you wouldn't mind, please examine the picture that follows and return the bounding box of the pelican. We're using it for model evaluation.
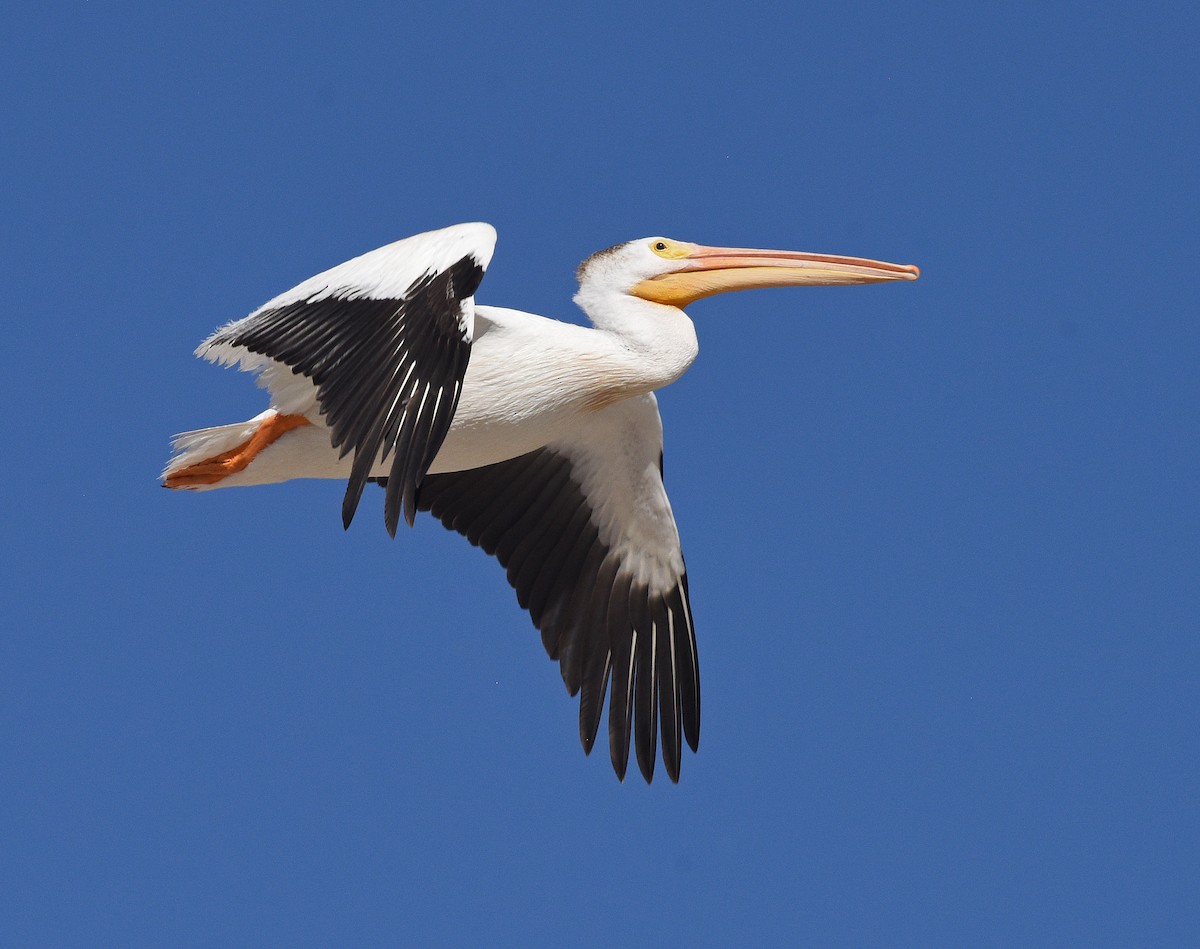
[163,223,918,782]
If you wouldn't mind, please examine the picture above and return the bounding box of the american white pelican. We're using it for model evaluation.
[163,223,918,782]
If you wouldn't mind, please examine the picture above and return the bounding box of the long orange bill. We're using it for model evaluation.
[632,243,920,308]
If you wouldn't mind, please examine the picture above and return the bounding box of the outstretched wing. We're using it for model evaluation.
[198,222,496,535]
[413,394,699,784]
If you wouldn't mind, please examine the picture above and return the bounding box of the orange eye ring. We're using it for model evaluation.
[649,238,690,260]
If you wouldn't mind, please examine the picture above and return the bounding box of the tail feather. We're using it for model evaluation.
[161,410,277,489]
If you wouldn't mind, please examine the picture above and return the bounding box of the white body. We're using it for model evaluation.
[174,302,698,488]
[163,222,916,783]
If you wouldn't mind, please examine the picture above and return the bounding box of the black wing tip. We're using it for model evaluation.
[601,732,682,784]
[608,752,655,784]
[382,507,419,537]
[578,685,608,756]
[416,448,699,785]
[258,283,469,545]
[402,482,418,528]
[608,716,633,783]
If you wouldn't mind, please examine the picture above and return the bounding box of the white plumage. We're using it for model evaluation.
[163,222,918,782]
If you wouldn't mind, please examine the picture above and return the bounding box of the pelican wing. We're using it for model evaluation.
[413,394,699,783]
[198,223,497,534]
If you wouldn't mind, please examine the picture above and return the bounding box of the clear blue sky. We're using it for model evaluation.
[3,2,1197,945]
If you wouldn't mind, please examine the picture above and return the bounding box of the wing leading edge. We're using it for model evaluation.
[198,223,496,534]
[412,394,699,783]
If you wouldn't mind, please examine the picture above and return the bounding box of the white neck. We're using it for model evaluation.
[573,286,699,394]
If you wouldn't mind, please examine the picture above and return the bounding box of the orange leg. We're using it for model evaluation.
[164,413,311,488]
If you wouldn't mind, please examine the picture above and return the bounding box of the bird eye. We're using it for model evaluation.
[650,239,675,257]
[649,238,689,259]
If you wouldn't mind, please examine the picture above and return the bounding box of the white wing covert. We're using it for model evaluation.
[198,223,496,534]
[411,394,699,783]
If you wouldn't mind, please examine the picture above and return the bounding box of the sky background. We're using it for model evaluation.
[3,1,1198,945]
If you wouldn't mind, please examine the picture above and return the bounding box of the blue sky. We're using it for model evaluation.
[3,1,1197,945]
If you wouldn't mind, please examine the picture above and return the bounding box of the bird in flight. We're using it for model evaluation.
[163,223,918,782]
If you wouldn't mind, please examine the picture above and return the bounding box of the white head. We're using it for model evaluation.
[576,235,919,308]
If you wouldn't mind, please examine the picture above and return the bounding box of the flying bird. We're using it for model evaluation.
[163,223,918,782]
